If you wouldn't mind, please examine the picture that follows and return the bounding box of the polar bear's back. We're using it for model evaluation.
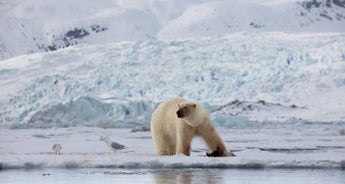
[151,98,186,129]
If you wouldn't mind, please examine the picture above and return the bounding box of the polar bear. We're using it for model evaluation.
[151,98,234,157]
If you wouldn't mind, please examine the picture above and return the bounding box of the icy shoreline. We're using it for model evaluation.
[2,154,344,170]
[1,126,344,171]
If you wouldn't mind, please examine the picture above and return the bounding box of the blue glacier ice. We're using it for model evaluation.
[0,32,345,128]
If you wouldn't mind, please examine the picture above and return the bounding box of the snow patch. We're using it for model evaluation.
[0,127,344,170]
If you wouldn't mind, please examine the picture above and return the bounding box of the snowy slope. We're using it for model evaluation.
[1,0,345,60]
[0,32,344,128]
[158,0,345,39]
[0,0,161,60]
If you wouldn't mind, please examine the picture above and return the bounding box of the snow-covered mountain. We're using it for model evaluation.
[1,0,345,61]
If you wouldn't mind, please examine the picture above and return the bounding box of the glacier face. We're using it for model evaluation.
[1,0,345,61]
[1,32,345,128]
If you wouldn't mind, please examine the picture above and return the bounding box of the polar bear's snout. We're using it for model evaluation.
[176,109,184,118]
[177,106,190,118]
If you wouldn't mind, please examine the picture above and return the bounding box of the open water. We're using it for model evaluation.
[1,168,344,184]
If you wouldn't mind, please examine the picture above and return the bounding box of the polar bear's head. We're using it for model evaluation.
[176,101,207,127]
[176,101,196,119]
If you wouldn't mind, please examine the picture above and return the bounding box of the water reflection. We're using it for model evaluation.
[1,168,345,184]
[153,169,223,184]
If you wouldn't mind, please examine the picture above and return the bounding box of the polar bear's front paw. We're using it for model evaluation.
[206,147,236,157]
[223,150,236,157]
